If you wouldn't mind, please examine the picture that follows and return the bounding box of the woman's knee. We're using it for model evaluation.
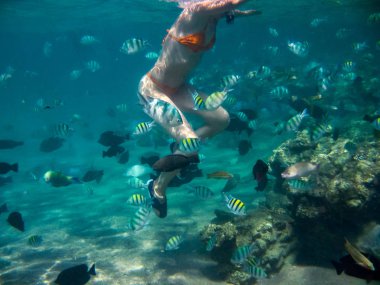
[214,107,230,131]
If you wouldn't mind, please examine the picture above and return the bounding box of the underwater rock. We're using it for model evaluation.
[358,224,380,259]
[212,209,236,224]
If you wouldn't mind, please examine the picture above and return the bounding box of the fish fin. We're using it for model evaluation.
[12,163,18,172]
[331,260,344,275]
[88,263,96,276]
[70,177,82,184]
[363,115,374,122]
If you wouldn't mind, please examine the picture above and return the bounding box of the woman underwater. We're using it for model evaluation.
[138,0,261,218]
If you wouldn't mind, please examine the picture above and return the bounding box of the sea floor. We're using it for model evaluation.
[0,131,369,284]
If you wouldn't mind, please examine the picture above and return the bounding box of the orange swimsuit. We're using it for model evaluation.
[165,28,216,53]
[147,24,216,94]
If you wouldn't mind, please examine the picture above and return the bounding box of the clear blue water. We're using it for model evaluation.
[0,0,379,284]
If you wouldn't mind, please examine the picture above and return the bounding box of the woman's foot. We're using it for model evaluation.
[147,179,167,218]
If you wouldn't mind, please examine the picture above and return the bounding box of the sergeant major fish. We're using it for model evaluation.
[120,38,148,54]
[205,89,232,110]
[127,206,151,231]
[224,193,246,215]
[165,235,184,251]
[285,109,309,132]
[187,185,214,199]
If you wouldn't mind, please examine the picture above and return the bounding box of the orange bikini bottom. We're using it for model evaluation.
[146,72,179,96]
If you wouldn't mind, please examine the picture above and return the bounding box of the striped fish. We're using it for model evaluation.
[188,185,214,200]
[236,112,249,122]
[51,123,73,137]
[127,206,151,231]
[145,51,159,60]
[342,61,355,73]
[270,86,289,98]
[224,193,246,216]
[126,177,147,190]
[120,38,148,55]
[311,123,332,141]
[248,120,258,130]
[133,122,154,136]
[127,194,149,206]
[165,235,184,251]
[146,99,183,127]
[220,75,240,88]
[223,96,237,107]
[85,60,100,72]
[116,103,128,112]
[285,108,308,132]
[244,264,267,279]
[179,138,200,153]
[231,245,254,264]
[28,235,43,247]
[257,65,271,79]
[191,90,205,110]
[205,89,231,110]
[206,233,217,252]
[80,35,99,45]
[288,179,314,191]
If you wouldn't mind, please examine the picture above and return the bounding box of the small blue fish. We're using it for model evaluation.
[206,233,217,252]
[287,179,314,191]
[231,245,255,264]
[28,235,43,247]
[145,51,159,60]
[244,263,267,279]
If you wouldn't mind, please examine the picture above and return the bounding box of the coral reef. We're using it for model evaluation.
[268,121,380,218]
[200,119,380,284]
[200,209,294,284]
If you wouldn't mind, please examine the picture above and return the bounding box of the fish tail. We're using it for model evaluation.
[363,114,373,122]
[301,108,309,118]
[88,263,96,276]
[331,260,344,275]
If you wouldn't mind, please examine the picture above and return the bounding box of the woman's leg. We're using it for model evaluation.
[139,76,199,217]
[171,86,230,140]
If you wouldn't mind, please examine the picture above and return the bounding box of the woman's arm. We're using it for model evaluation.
[234,9,262,16]
[184,0,248,15]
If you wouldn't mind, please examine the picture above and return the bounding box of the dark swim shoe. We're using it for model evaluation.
[147,179,167,218]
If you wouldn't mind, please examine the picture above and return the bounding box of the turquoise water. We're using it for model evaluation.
[0,0,379,284]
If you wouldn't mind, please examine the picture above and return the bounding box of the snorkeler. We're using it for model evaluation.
[138,0,261,218]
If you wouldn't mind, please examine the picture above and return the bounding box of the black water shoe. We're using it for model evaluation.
[147,179,167,218]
